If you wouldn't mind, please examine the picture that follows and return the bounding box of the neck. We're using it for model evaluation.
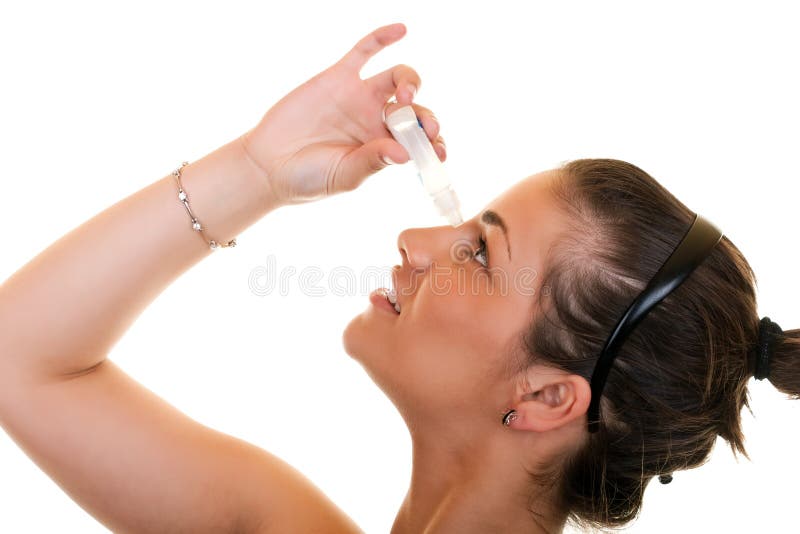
[390,428,564,534]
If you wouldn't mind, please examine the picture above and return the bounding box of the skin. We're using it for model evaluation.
[344,170,593,534]
[0,22,591,534]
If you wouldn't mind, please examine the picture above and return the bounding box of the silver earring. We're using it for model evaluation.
[502,409,518,426]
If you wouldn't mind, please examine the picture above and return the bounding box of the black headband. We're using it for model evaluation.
[587,213,724,434]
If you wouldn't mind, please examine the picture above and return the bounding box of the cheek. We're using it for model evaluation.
[398,283,508,383]
[348,270,529,408]
[411,277,477,342]
[416,272,517,351]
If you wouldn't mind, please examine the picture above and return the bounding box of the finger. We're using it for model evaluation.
[409,103,440,141]
[332,138,410,193]
[368,63,421,105]
[337,23,407,74]
[433,136,446,161]
[383,102,441,144]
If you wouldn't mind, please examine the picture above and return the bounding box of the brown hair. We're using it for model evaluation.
[518,159,799,530]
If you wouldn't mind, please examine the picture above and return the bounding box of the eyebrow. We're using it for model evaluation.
[481,209,511,261]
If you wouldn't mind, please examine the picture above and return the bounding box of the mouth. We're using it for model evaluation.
[370,265,403,315]
[368,264,407,315]
[371,287,400,315]
[377,287,401,314]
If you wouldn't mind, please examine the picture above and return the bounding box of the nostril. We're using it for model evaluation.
[397,228,438,271]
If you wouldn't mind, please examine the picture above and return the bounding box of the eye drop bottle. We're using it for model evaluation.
[384,105,463,226]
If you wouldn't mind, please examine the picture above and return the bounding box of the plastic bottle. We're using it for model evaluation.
[384,105,463,226]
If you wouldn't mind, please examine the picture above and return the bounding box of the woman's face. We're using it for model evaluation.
[342,170,568,431]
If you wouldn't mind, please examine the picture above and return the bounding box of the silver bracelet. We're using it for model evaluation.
[172,161,237,250]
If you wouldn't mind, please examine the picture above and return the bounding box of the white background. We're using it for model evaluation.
[1,1,798,532]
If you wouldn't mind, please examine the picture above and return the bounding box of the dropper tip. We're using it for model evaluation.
[445,210,464,227]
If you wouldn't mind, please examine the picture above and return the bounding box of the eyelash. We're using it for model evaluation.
[474,235,489,267]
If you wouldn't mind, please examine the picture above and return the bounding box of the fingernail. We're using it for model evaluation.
[436,142,446,159]
[382,155,397,165]
[408,84,417,100]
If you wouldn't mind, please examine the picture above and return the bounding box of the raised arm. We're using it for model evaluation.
[0,23,443,533]
[0,139,332,534]
[0,138,273,379]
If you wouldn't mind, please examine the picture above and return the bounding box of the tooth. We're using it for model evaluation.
[394,303,401,313]
[387,289,397,304]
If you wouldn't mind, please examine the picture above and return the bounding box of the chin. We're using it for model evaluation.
[341,313,365,361]
[341,310,384,365]
[342,311,402,396]
[342,297,397,359]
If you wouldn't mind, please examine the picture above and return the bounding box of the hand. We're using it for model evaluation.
[240,23,445,207]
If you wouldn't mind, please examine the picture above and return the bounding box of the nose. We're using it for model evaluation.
[397,225,467,270]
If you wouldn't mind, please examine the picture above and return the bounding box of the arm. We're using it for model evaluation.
[0,137,366,533]
[0,22,440,533]
[0,137,273,379]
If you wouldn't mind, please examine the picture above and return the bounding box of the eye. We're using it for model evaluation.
[473,235,489,268]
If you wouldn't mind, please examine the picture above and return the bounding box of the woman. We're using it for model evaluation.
[0,21,796,533]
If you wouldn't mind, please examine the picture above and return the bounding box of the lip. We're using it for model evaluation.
[369,288,399,316]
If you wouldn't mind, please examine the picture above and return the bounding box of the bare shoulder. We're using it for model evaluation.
[0,358,363,534]
[236,444,365,534]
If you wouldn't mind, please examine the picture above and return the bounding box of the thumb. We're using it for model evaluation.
[332,139,409,193]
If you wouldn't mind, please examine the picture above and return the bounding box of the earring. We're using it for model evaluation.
[502,409,518,426]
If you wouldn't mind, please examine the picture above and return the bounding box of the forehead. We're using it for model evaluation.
[482,170,565,273]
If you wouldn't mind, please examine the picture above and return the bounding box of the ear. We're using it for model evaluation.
[506,368,591,433]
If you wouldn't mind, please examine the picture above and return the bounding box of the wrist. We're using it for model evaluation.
[238,131,285,211]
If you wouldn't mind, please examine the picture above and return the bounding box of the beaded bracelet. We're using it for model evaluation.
[172,161,237,250]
